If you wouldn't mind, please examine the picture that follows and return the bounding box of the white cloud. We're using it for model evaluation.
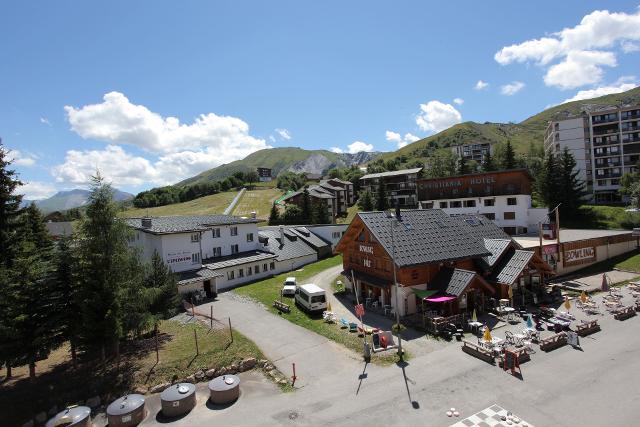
[415,101,462,133]
[385,131,420,149]
[269,135,276,143]
[561,79,638,103]
[330,147,344,153]
[64,91,268,155]
[453,98,464,105]
[18,181,57,200]
[40,117,51,126]
[500,81,526,96]
[275,128,291,140]
[544,50,617,89]
[494,8,640,89]
[6,149,37,167]
[347,141,374,154]
[474,80,489,90]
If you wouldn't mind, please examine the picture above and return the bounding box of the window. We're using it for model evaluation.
[231,244,239,254]
[254,265,259,274]
[246,233,254,242]
[484,199,495,207]
[450,201,462,208]
[597,169,605,176]
[483,213,496,220]
[230,226,238,236]
[227,270,235,280]
[311,295,326,304]
[247,266,252,276]
[332,231,342,239]
[463,200,476,208]
[270,262,275,271]
[504,212,516,220]
[191,233,200,243]
[507,197,517,206]
[263,263,268,272]
[439,201,448,208]
[192,252,200,263]
[239,269,244,278]
[411,270,418,280]
[212,247,222,258]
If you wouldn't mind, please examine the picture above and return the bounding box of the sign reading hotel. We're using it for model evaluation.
[564,247,596,264]
[421,175,496,190]
[166,251,192,265]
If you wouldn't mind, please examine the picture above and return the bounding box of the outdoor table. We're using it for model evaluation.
[468,321,483,335]
[549,317,571,329]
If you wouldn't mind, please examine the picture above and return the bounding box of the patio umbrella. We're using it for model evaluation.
[472,309,478,323]
[526,313,534,329]
[564,296,571,312]
[483,325,492,342]
[601,273,609,292]
[580,291,588,304]
[508,286,513,305]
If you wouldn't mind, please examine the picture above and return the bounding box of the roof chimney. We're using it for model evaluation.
[279,225,284,243]
[395,199,402,222]
[141,217,152,228]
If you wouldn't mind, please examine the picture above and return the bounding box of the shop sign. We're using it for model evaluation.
[359,244,374,254]
[167,251,192,265]
[542,244,558,255]
[564,247,595,263]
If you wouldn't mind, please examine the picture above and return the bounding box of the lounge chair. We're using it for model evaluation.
[339,318,349,328]
[349,322,358,332]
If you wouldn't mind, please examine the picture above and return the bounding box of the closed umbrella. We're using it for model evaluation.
[601,273,609,292]
[526,313,534,329]
[580,291,588,304]
[508,286,513,306]
[483,325,492,342]
[472,309,477,323]
[564,296,571,312]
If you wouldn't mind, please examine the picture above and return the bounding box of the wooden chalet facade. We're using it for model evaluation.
[336,210,553,317]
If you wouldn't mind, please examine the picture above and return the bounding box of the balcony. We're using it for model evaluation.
[594,150,619,158]
[621,125,640,133]
[592,115,619,125]
[621,112,640,121]
[592,127,619,136]
[623,135,640,144]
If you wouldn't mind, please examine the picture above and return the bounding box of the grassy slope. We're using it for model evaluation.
[378,86,640,163]
[562,205,640,230]
[232,188,283,219]
[119,191,238,217]
[178,147,345,186]
[233,255,403,365]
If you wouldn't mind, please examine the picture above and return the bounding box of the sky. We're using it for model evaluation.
[2,1,640,199]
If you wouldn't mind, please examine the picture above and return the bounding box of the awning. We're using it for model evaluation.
[413,289,438,300]
[425,295,456,303]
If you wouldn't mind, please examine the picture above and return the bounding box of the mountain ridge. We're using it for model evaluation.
[22,188,134,213]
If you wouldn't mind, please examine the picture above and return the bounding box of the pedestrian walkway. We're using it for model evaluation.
[224,187,246,215]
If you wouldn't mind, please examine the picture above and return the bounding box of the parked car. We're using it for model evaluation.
[295,283,327,313]
[282,277,297,297]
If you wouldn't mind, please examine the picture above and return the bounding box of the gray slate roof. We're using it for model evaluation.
[327,178,353,186]
[178,268,223,285]
[480,238,512,268]
[259,229,318,262]
[453,214,510,241]
[490,249,534,285]
[357,210,490,267]
[360,167,422,180]
[125,215,258,234]
[202,251,276,270]
[430,268,476,297]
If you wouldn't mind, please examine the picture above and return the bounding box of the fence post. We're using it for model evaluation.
[194,328,199,356]
[291,362,297,386]
[228,317,234,343]
[210,305,213,330]
[155,324,159,364]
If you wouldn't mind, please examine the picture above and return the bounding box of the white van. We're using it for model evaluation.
[295,283,327,313]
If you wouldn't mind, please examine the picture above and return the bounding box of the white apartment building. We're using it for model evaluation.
[545,104,640,203]
[451,142,492,162]
[125,215,340,296]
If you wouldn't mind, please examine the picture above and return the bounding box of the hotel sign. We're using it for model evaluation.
[564,247,596,264]
[421,175,496,190]
[359,244,374,254]
[167,251,192,265]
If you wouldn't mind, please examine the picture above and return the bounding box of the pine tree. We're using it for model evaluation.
[146,250,180,321]
[301,187,312,223]
[457,155,469,175]
[558,147,586,218]
[0,140,24,378]
[375,180,389,211]
[502,141,517,170]
[312,201,330,224]
[536,152,562,209]
[358,190,374,211]
[482,151,496,172]
[268,202,280,225]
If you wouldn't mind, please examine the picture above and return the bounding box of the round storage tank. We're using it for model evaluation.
[208,374,240,405]
[160,383,196,417]
[107,394,146,427]
[45,406,91,427]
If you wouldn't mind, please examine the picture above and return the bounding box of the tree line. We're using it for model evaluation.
[133,170,260,208]
[0,143,181,379]
[268,187,331,225]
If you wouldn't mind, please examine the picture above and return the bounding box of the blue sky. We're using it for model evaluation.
[2,1,640,199]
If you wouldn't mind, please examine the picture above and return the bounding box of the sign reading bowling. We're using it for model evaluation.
[564,247,596,264]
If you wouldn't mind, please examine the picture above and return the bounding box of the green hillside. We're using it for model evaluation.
[178,147,345,186]
[379,86,640,163]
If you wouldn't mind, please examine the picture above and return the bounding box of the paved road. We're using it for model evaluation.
[120,268,640,427]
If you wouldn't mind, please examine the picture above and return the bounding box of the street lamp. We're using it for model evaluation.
[386,203,411,360]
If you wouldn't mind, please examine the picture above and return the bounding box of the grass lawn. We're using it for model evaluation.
[233,255,405,365]
[614,249,640,273]
[232,188,283,219]
[0,319,269,426]
[562,205,640,230]
[119,191,239,217]
[337,204,359,224]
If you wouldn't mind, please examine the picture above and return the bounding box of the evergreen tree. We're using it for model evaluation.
[558,147,586,218]
[282,205,304,224]
[120,253,151,339]
[245,171,259,188]
[268,202,280,225]
[358,190,374,212]
[312,202,330,224]
[375,180,389,211]
[502,141,517,170]
[457,155,469,175]
[146,250,180,321]
[481,151,496,172]
[536,152,562,209]
[301,187,312,223]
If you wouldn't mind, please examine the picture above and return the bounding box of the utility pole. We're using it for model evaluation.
[388,201,410,361]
